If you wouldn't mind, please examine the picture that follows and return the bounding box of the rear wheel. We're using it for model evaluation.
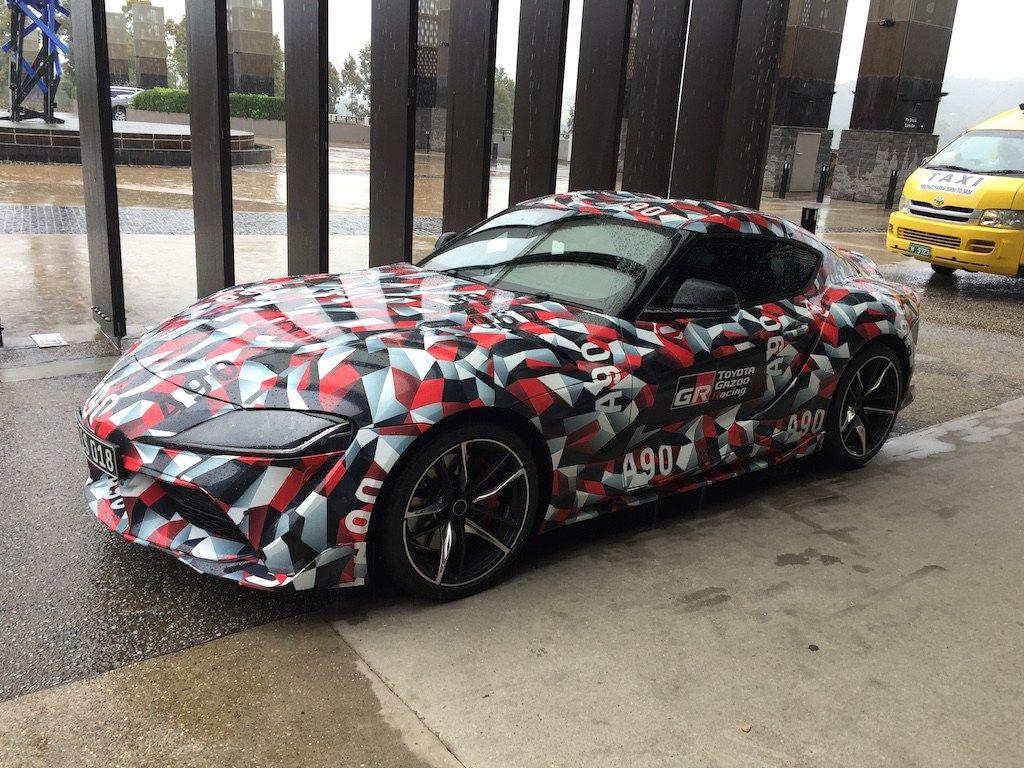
[824,344,903,469]
[378,422,540,600]
[931,263,956,275]
[112,106,127,121]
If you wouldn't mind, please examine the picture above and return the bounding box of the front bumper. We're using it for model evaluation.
[85,467,365,590]
[886,212,1024,278]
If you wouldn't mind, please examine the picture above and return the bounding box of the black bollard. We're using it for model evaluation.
[816,165,828,203]
[800,206,818,233]
[884,169,900,210]
[491,142,499,164]
[779,162,791,199]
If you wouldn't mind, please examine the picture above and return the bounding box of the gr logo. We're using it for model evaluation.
[672,372,715,409]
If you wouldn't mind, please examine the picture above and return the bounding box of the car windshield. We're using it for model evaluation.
[421,210,677,314]
[927,130,1024,176]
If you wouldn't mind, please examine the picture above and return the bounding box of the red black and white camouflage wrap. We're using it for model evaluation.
[81,192,920,590]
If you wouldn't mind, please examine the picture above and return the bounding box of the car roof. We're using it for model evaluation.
[518,190,822,247]
[972,107,1024,133]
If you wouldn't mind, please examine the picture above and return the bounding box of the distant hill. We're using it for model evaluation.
[828,77,1024,148]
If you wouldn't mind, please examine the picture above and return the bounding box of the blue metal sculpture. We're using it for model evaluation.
[2,0,69,123]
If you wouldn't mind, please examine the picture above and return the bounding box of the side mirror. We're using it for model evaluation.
[434,231,457,251]
[671,279,740,317]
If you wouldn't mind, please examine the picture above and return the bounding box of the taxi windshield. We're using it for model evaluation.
[927,130,1024,176]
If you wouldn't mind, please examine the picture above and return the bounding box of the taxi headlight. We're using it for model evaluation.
[979,209,1024,230]
[898,194,910,213]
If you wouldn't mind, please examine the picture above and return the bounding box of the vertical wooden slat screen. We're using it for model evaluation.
[443,0,500,234]
[669,0,742,199]
[714,0,789,208]
[568,0,634,192]
[284,0,329,275]
[186,1,235,297]
[369,0,418,265]
[70,2,125,339]
[508,0,571,205]
[621,0,690,196]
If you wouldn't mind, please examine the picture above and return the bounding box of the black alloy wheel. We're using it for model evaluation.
[824,344,903,468]
[379,423,540,600]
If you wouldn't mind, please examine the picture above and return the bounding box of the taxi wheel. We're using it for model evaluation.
[931,264,956,275]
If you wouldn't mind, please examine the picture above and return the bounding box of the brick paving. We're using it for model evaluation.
[0,203,443,237]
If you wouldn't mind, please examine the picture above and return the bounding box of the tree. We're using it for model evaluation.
[166,16,187,89]
[0,5,9,95]
[565,105,574,135]
[339,42,370,117]
[327,61,342,114]
[121,0,151,27]
[272,33,284,96]
[493,67,515,132]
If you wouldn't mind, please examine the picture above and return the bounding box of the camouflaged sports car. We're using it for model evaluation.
[79,191,920,599]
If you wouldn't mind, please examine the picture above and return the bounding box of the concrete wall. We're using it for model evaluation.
[762,126,833,194]
[832,129,938,203]
[129,110,371,147]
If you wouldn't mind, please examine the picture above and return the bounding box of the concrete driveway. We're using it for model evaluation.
[2,399,1022,767]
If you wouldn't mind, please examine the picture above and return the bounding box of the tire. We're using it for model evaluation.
[823,344,903,469]
[931,263,956,275]
[113,106,127,121]
[377,421,541,600]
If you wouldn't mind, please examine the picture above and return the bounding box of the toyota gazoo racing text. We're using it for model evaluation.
[79,191,920,599]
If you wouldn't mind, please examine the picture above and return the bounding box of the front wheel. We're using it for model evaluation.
[931,263,956,275]
[378,422,541,600]
[823,345,903,469]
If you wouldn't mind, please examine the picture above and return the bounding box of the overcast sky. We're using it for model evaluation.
[112,0,1021,123]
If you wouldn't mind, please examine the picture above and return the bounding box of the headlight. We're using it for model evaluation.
[154,409,354,456]
[898,194,910,213]
[979,209,1024,229]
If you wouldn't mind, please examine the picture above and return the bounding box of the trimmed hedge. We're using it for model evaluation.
[132,88,285,121]
[132,87,188,114]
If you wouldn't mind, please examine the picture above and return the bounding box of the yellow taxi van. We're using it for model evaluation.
[887,106,1024,278]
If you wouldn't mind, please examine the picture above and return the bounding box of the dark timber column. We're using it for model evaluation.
[669,0,742,199]
[851,0,957,133]
[774,0,848,129]
[621,0,690,196]
[285,0,329,275]
[833,0,957,203]
[569,0,634,192]
[442,0,499,234]
[370,0,417,265]
[509,0,570,205]
[714,0,788,208]
[186,1,235,297]
[71,2,126,339]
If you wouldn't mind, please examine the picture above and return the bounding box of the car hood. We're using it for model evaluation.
[128,263,600,418]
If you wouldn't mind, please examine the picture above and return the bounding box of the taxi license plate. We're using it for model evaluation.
[907,243,932,257]
[77,415,121,478]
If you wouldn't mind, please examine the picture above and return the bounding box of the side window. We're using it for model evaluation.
[747,241,819,301]
[649,236,819,310]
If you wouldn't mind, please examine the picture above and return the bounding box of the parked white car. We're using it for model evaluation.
[110,87,145,121]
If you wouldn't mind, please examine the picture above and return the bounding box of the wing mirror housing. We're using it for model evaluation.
[434,231,458,251]
[671,279,740,318]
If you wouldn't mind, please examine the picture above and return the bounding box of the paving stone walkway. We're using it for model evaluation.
[0,203,443,237]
